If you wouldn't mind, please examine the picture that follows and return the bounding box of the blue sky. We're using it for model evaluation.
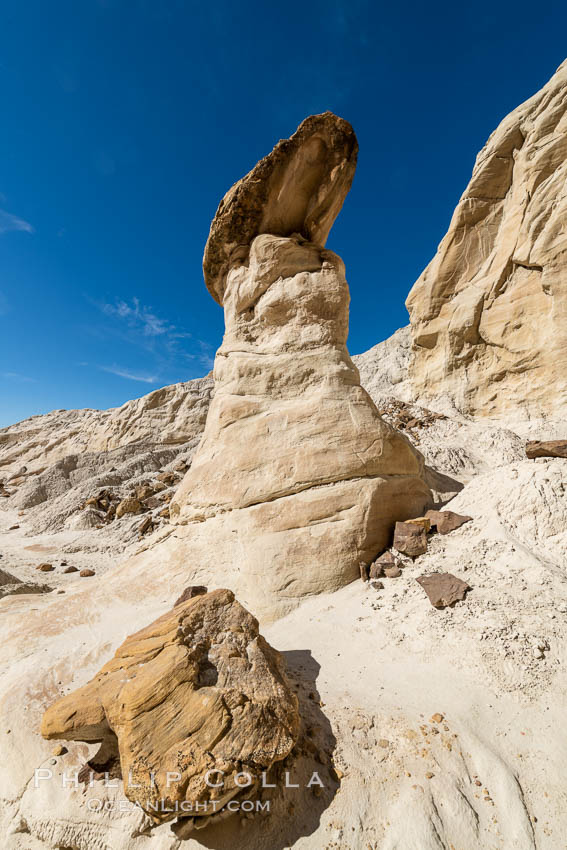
[1,0,566,426]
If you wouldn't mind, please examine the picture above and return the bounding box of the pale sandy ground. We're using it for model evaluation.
[1,336,566,849]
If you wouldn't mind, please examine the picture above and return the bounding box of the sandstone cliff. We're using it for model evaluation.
[407,60,567,418]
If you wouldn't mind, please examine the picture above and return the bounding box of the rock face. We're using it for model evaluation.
[407,60,567,419]
[41,589,299,825]
[170,113,430,617]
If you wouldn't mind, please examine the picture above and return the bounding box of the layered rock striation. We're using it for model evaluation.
[407,60,567,418]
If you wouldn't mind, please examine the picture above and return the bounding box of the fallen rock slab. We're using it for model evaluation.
[416,573,471,608]
[394,521,428,558]
[41,589,300,826]
[425,510,472,534]
[525,440,567,459]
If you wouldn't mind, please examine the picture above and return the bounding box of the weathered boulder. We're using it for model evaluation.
[168,114,430,618]
[526,440,567,459]
[416,573,471,608]
[41,589,299,825]
[407,60,567,418]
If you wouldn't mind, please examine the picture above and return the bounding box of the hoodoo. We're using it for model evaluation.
[170,112,430,617]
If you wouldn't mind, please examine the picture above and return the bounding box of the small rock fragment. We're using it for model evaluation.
[394,522,427,558]
[174,585,208,607]
[116,498,143,519]
[79,569,95,578]
[425,510,472,535]
[370,551,397,578]
[138,515,153,537]
[157,471,176,486]
[416,573,470,608]
[62,566,79,574]
[430,713,444,723]
[36,563,54,572]
[384,565,401,578]
[135,484,155,501]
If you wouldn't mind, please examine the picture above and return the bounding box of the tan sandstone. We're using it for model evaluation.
[41,589,299,826]
[407,60,567,418]
[170,113,430,617]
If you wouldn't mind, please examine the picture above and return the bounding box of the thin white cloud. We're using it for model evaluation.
[89,295,215,384]
[0,209,34,235]
[99,365,157,384]
[98,297,175,337]
[2,371,36,383]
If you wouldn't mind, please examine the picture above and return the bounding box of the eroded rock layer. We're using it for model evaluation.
[407,60,567,418]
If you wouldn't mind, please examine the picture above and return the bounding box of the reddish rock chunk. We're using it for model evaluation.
[36,563,54,572]
[425,510,472,535]
[63,566,79,574]
[394,522,427,558]
[525,440,567,459]
[370,551,398,579]
[384,565,402,578]
[80,569,95,578]
[416,573,470,608]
